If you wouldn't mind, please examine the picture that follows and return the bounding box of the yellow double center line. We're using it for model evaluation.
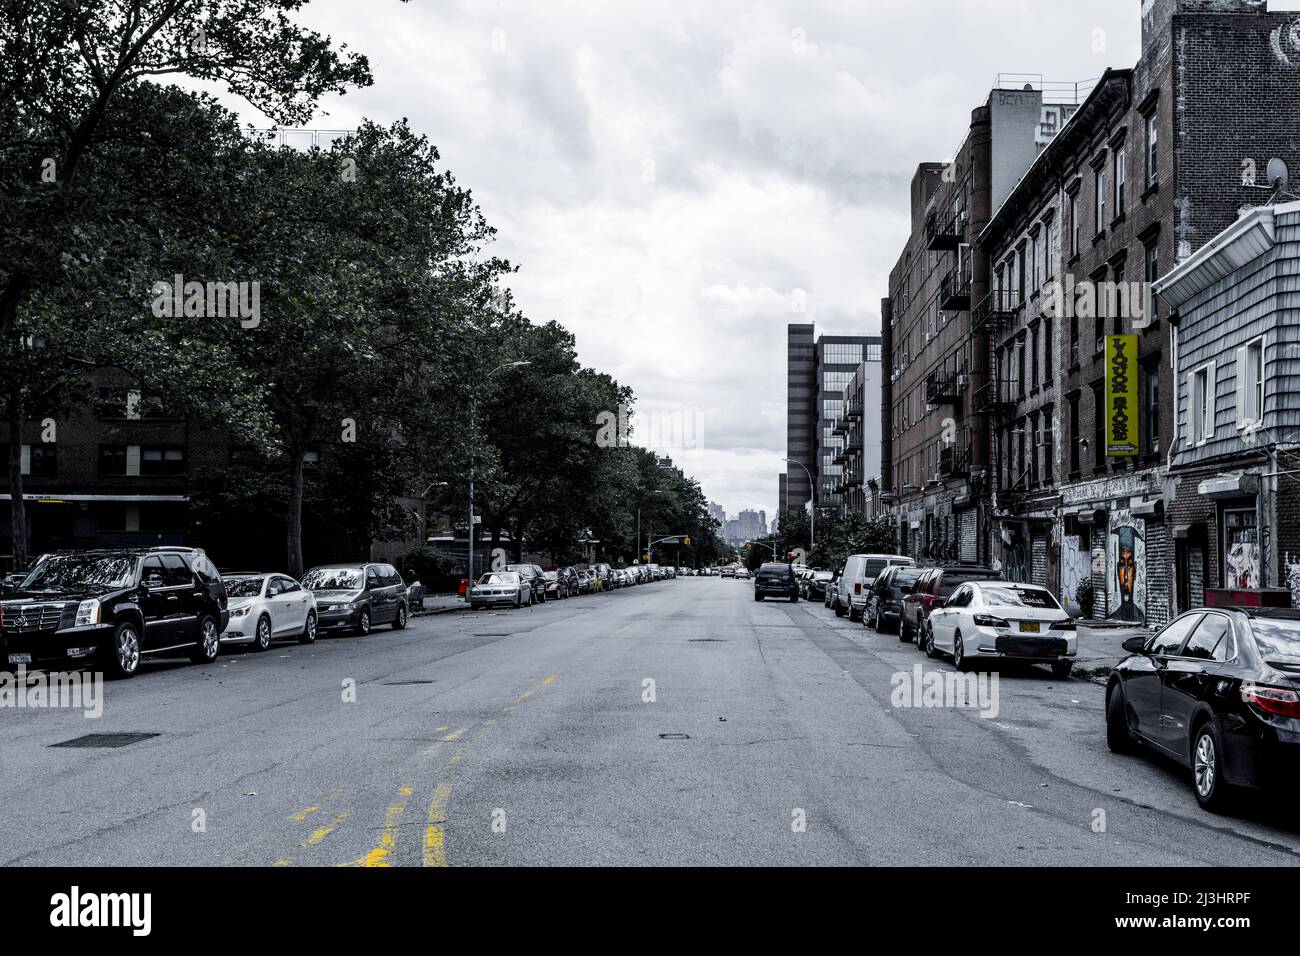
[359,786,415,867]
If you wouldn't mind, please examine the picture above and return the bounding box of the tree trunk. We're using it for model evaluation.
[7,381,27,572]
[286,449,305,578]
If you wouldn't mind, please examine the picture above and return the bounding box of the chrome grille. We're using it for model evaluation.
[1,603,66,634]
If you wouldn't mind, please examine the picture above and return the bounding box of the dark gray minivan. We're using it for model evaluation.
[302,562,408,635]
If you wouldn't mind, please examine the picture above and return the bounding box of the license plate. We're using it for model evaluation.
[7,653,31,664]
[1019,622,1041,634]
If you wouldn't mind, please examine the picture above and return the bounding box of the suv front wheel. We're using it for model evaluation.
[105,621,142,679]
[190,615,220,665]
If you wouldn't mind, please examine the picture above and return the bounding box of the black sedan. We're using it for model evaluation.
[1106,606,1300,811]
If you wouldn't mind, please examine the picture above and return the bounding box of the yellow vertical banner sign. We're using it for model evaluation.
[1105,334,1139,456]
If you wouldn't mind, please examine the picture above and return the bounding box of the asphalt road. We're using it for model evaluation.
[5,576,1300,866]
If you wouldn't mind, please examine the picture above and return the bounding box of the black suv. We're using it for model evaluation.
[754,562,799,602]
[0,547,229,679]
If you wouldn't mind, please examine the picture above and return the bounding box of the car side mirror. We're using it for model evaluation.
[1122,636,1148,655]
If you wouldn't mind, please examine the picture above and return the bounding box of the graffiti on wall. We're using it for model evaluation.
[1108,511,1145,624]
[1001,524,1029,584]
[1285,553,1300,609]
[1060,534,1091,611]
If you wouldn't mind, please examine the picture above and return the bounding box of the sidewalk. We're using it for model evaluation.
[411,593,470,617]
[1073,620,1149,681]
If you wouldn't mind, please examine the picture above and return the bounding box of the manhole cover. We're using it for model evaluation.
[658,733,691,740]
[382,680,435,686]
[50,733,159,749]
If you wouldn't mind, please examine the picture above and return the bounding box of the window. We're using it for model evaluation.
[1183,613,1232,662]
[1146,364,1160,455]
[1112,264,1126,335]
[1092,385,1105,468]
[1114,145,1126,218]
[1094,165,1106,234]
[140,446,186,476]
[1041,417,1054,485]
[1031,233,1041,293]
[1237,337,1265,428]
[1044,316,1054,386]
[1017,245,1026,303]
[1017,343,1026,399]
[1069,314,1080,367]
[1145,112,1159,187]
[1069,398,1081,474]
[141,556,166,588]
[1031,326,1040,389]
[1150,613,1203,656]
[1069,192,1080,256]
[160,554,194,588]
[27,444,56,477]
[1191,363,1216,445]
[1029,413,1040,486]
[99,445,128,475]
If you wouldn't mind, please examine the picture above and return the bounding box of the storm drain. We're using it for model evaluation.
[50,733,159,749]
[687,638,727,643]
[658,733,691,740]
[382,680,435,686]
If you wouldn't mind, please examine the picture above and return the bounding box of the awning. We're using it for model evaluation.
[1197,474,1257,499]
[1130,498,1164,517]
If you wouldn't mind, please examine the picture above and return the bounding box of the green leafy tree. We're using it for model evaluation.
[0,0,372,568]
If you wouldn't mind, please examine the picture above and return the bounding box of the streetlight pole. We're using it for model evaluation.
[784,457,815,550]
[468,361,531,592]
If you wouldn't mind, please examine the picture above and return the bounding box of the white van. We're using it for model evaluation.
[832,553,914,621]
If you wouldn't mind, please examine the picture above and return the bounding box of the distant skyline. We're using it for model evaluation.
[200,0,1167,518]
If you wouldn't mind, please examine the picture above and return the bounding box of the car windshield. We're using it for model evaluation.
[225,577,266,598]
[1250,619,1300,663]
[894,570,924,588]
[19,553,136,592]
[814,571,832,581]
[478,572,517,585]
[980,585,1060,609]
[939,572,998,596]
[302,568,363,590]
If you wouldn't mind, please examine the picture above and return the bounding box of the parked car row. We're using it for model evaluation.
[779,550,1300,814]
[469,562,682,609]
[0,548,426,679]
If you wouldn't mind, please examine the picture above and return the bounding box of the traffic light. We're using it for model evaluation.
[683,536,691,546]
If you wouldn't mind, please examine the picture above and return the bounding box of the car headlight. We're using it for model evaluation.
[74,599,100,627]
[231,606,250,618]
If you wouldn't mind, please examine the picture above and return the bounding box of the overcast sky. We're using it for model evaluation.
[214,0,1160,520]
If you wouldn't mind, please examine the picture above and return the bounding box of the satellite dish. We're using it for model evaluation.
[1267,158,1290,192]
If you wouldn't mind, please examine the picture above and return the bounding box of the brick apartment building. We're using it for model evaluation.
[972,0,1300,627]
[882,82,1080,566]
[0,368,419,573]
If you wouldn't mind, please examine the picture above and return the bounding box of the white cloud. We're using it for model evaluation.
[211,0,1140,518]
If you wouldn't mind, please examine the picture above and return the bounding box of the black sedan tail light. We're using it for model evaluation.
[1241,683,1300,719]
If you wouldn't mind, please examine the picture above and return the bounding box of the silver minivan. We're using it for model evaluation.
[832,553,914,621]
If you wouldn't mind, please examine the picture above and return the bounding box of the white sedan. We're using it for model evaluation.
[221,573,318,650]
[921,581,1076,677]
